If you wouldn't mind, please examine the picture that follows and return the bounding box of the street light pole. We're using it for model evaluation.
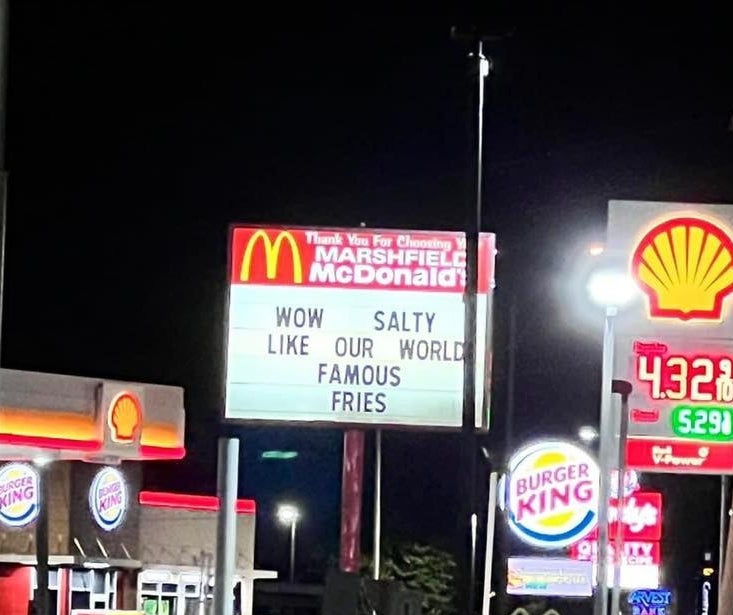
[610,379,632,615]
[594,306,617,615]
[289,517,297,583]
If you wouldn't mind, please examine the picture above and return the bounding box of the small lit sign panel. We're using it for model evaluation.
[628,588,673,615]
[500,441,599,548]
[89,467,127,531]
[0,463,39,527]
[506,557,593,597]
[108,391,143,444]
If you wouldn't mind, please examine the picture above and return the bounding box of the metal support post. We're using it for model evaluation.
[35,465,50,615]
[610,380,631,615]
[373,430,382,580]
[480,472,498,615]
[339,430,365,572]
[213,437,240,615]
[594,307,617,615]
[289,518,297,583]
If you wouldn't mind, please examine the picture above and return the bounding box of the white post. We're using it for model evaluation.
[480,472,498,615]
[373,430,382,580]
[594,307,617,615]
[213,437,240,615]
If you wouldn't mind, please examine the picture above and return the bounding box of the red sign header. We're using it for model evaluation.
[230,226,495,293]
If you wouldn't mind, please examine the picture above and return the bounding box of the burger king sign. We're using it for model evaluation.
[0,463,39,528]
[501,441,600,548]
[89,467,127,532]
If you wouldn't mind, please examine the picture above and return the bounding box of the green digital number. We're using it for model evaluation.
[671,405,733,441]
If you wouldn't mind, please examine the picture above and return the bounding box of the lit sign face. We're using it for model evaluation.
[506,557,593,597]
[621,336,733,473]
[108,392,143,444]
[570,540,661,566]
[0,463,39,527]
[632,217,733,322]
[89,467,127,531]
[501,441,599,548]
[585,491,662,541]
[225,226,495,429]
[628,588,673,615]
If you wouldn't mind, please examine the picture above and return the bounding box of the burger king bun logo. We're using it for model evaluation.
[0,463,39,528]
[501,441,599,548]
[89,467,127,531]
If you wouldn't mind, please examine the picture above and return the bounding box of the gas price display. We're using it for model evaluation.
[634,341,733,403]
[671,406,733,441]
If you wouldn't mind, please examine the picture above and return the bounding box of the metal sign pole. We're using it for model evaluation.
[480,472,498,615]
[373,430,382,581]
[213,437,240,615]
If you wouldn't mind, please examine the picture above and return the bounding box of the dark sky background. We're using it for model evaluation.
[3,1,733,612]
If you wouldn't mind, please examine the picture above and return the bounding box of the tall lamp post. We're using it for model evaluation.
[277,504,300,583]
[585,257,637,615]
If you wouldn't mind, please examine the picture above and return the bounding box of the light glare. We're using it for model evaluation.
[578,426,599,442]
[277,504,300,525]
[586,269,637,308]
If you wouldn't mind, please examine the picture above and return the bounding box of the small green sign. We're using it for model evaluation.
[671,405,733,441]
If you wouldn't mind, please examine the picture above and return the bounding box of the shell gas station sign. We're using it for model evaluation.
[0,370,185,462]
[607,200,733,473]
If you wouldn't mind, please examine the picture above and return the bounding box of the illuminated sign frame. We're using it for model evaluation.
[0,462,39,528]
[500,441,599,549]
[89,467,127,532]
[632,215,733,323]
[107,391,143,444]
[224,224,496,430]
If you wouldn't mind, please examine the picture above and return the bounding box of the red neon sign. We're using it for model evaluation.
[570,540,661,566]
[586,492,662,541]
[633,341,733,403]
[139,491,256,514]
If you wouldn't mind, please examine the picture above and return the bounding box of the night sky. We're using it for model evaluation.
[3,1,733,611]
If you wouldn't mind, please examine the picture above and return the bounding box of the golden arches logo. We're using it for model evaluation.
[632,216,733,321]
[240,230,303,283]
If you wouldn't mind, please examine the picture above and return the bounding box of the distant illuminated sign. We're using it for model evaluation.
[225,226,495,429]
[108,391,143,444]
[632,217,733,322]
[506,557,593,597]
[500,441,599,548]
[0,463,39,527]
[89,467,127,531]
[628,588,673,615]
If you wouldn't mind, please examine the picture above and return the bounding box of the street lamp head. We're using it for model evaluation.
[276,504,300,525]
[586,268,638,309]
[578,425,599,443]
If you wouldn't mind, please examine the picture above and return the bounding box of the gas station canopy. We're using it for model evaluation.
[0,368,185,462]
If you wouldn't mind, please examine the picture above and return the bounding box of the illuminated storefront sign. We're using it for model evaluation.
[225,226,495,428]
[620,336,733,473]
[500,441,599,548]
[608,201,733,475]
[89,467,127,531]
[585,491,662,541]
[628,588,673,615]
[570,539,660,566]
[632,217,733,322]
[0,463,39,527]
[506,557,593,597]
[108,392,143,444]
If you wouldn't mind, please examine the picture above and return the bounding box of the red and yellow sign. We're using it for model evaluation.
[632,216,733,321]
[108,392,142,444]
[230,226,495,293]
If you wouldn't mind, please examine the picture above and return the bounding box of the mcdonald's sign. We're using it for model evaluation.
[238,229,304,285]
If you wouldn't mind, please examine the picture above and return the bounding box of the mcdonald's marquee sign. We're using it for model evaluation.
[225,225,496,429]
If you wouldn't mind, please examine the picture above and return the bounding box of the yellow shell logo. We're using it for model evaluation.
[108,392,142,444]
[632,217,733,321]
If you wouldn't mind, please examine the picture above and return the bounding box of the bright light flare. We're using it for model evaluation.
[578,425,599,443]
[276,504,300,525]
[586,269,638,308]
[588,243,605,257]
